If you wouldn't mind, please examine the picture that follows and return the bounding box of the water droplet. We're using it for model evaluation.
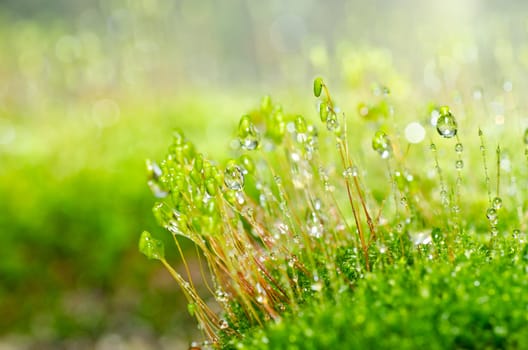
[305,210,323,238]
[311,282,323,292]
[440,190,448,205]
[492,197,502,210]
[372,130,392,159]
[219,319,229,330]
[455,160,464,169]
[436,107,457,138]
[486,208,497,221]
[215,288,229,303]
[238,115,260,150]
[146,159,162,180]
[342,166,358,179]
[411,230,432,245]
[288,255,298,268]
[224,163,244,191]
[430,143,437,152]
[326,114,339,132]
[313,198,322,211]
[189,341,202,350]
[455,143,463,153]
[148,180,168,198]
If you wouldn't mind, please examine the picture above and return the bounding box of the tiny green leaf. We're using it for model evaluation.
[139,231,165,260]
[313,77,324,97]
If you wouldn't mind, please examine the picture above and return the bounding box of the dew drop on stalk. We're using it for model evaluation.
[146,159,162,180]
[436,106,457,138]
[219,319,229,330]
[342,166,358,179]
[372,130,392,159]
[492,197,502,210]
[455,160,464,170]
[238,115,260,150]
[148,180,168,198]
[326,114,339,132]
[313,198,322,211]
[224,162,244,191]
[486,208,497,221]
[440,190,448,205]
[455,143,463,153]
[189,341,202,350]
[305,210,323,238]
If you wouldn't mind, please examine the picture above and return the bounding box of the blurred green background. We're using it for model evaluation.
[1,1,528,348]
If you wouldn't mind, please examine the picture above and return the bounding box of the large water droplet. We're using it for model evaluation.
[372,130,392,159]
[238,115,260,150]
[224,163,245,191]
[436,107,457,138]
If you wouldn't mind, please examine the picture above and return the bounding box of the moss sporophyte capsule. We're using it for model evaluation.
[313,77,324,97]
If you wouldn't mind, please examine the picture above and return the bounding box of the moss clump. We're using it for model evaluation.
[141,78,528,349]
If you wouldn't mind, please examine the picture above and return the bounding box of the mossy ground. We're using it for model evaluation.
[142,80,528,349]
